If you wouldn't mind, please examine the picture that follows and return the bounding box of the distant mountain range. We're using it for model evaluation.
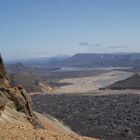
[6,53,140,68]
[45,53,140,68]
[6,56,69,66]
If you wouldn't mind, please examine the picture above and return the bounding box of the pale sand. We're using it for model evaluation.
[53,70,134,94]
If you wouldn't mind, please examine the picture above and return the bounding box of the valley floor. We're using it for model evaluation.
[53,70,134,93]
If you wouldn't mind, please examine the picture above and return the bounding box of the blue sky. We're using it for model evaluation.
[0,0,140,60]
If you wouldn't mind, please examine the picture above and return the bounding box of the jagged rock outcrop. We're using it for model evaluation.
[0,54,10,88]
[0,54,42,127]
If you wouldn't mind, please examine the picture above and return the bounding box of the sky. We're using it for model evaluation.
[0,0,140,60]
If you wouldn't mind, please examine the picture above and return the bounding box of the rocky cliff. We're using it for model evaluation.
[0,54,10,88]
[0,54,42,127]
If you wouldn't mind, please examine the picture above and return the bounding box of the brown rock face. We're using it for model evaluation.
[0,54,42,127]
[0,54,10,88]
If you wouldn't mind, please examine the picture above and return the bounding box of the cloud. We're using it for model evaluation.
[79,41,89,46]
[79,42,102,47]
[95,43,102,47]
[109,45,128,49]
[79,42,128,50]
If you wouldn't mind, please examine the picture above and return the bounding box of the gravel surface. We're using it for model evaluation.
[32,93,140,140]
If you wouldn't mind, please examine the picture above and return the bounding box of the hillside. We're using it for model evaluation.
[7,63,53,92]
[102,73,140,90]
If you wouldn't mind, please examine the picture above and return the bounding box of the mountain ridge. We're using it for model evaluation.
[43,53,140,68]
